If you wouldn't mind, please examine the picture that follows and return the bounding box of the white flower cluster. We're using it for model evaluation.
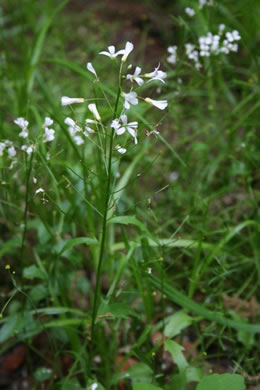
[61,41,168,154]
[199,29,241,57]
[1,116,56,170]
[167,25,241,70]
[185,7,195,17]
[167,46,177,64]
[0,140,16,159]
[43,117,55,143]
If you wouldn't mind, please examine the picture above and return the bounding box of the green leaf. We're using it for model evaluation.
[0,236,22,258]
[98,300,136,319]
[164,340,188,372]
[23,265,47,280]
[164,311,192,338]
[133,384,163,390]
[196,374,245,390]
[108,216,148,233]
[149,274,260,334]
[107,149,145,220]
[58,237,98,256]
[0,314,18,343]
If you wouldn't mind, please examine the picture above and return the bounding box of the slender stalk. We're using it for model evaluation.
[88,63,123,371]
[21,152,34,256]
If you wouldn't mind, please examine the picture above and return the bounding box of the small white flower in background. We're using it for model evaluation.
[74,135,84,145]
[19,129,29,138]
[42,117,55,143]
[169,171,179,182]
[43,117,53,128]
[167,46,177,64]
[218,24,226,34]
[21,145,34,155]
[43,128,55,143]
[88,103,101,121]
[14,117,29,138]
[147,267,152,274]
[0,142,6,156]
[121,41,134,62]
[145,98,168,110]
[144,64,167,84]
[91,384,98,390]
[126,66,144,86]
[35,188,44,195]
[185,7,195,17]
[199,0,213,8]
[8,146,16,158]
[122,91,138,110]
[33,177,37,183]
[116,145,127,154]
[87,62,98,80]
[185,43,201,69]
[61,96,84,106]
[14,117,29,130]
[226,30,241,42]
[99,45,125,59]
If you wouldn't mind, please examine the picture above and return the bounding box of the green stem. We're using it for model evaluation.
[88,64,123,372]
[21,152,34,256]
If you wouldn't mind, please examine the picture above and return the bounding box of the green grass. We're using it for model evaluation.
[0,0,260,389]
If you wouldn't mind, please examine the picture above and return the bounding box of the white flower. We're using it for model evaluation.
[43,128,55,143]
[119,114,138,144]
[91,384,98,390]
[74,135,84,145]
[99,45,125,59]
[88,103,101,121]
[85,119,97,124]
[14,117,29,138]
[84,126,95,137]
[64,117,77,127]
[226,30,241,42]
[43,117,53,128]
[33,177,37,183]
[167,46,177,64]
[126,67,144,86]
[111,119,121,132]
[21,145,34,155]
[64,117,81,135]
[185,7,195,17]
[61,96,84,106]
[35,188,44,195]
[14,117,29,129]
[122,92,138,110]
[218,24,226,34]
[144,64,167,84]
[116,145,127,154]
[121,41,134,62]
[199,0,213,8]
[19,129,29,138]
[87,62,98,79]
[8,146,16,158]
[0,142,6,156]
[145,98,168,110]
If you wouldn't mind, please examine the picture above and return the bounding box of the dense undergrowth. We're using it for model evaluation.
[0,0,260,389]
